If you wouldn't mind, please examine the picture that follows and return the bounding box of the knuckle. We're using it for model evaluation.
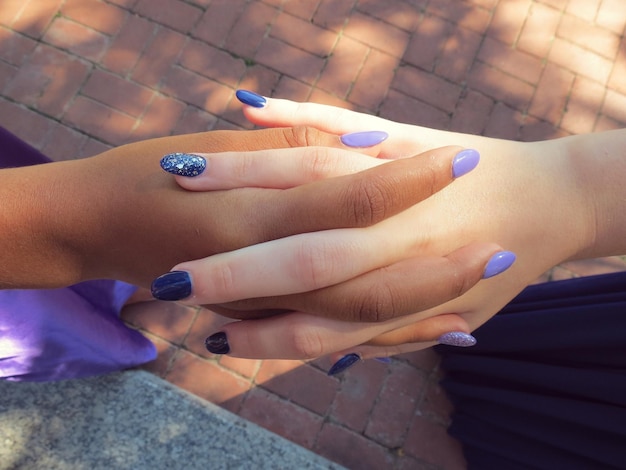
[211,264,236,301]
[291,241,336,290]
[447,258,475,300]
[233,153,257,181]
[287,323,325,359]
[283,126,323,147]
[300,147,336,180]
[352,280,397,322]
[345,176,396,226]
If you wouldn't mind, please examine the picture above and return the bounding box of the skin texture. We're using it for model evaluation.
[0,127,380,288]
[169,98,626,360]
[0,126,491,306]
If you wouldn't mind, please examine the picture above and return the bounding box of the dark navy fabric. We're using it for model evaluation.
[437,272,626,469]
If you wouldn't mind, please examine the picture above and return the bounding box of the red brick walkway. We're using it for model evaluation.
[2,1,625,468]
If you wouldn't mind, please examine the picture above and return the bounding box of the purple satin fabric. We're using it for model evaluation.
[0,127,155,381]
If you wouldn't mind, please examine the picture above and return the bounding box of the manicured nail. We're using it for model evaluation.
[328,353,361,376]
[151,271,192,301]
[452,149,480,178]
[236,89,267,108]
[205,332,230,355]
[340,131,389,148]
[160,153,206,177]
[438,331,477,347]
[483,251,517,279]
[374,357,392,364]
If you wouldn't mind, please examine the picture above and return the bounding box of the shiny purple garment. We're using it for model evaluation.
[0,127,155,381]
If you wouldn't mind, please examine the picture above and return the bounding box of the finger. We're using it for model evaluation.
[239,93,387,135]
[170,147,386,191]
[240,95,421,158]
[170,146,477,304]
[204,312,385,360]
[216,242,504,322]
[328,313,471,362]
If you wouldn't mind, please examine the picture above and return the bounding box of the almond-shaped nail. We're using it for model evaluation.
[483,251,516,279]
[151,271,192,301]
[438,331,477,347]
[328,353,361,376]
[452,149,480,178]
[341,131,389,148]
[236,89,267,108]
[160,153,206,177]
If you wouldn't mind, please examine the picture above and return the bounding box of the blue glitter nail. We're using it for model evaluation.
[328,353,361,376]
[160,153,206,177]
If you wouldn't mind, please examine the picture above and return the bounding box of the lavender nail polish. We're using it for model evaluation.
[438,331,477,347]
[374,357,392,364]
[340,131,389,148]
[160,153,206,177]
[328,353,361,376]
[236,89,267,108]
[452,149,480,178]
[483,251,517,279]
[205,332,230,355]
[151,271,192,301]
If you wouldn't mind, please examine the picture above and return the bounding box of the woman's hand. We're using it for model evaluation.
[0,127,400,289]
[164,95,617,361]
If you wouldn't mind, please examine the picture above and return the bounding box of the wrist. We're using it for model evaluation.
[0,159,94,288]
[563,129,626,259]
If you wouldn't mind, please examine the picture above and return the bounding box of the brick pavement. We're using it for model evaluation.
[1,1,626,468]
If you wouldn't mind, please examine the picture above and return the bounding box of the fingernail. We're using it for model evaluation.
[160,153,206,177]
[328,353,361,376]
[205,332,230,355]
[483,251,517,279]
[438,331,477,347]
[340,131,389,148]
[151,271,192,301]
[236,89,267,108]
[452,149,480,178]
[374,357,392,364]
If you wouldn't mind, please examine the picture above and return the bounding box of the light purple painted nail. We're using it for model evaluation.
[438,332,477,347]
[341,131,389,148]
[374,357,392,364]
[452,149,480,178]
[483,251,516,279]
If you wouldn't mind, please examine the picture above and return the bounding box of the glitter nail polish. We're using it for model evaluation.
[160,153,206,177]
[438,331,477,347]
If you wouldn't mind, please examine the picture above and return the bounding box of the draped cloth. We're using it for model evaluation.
[0,127,155,381]
[437,272,626,469]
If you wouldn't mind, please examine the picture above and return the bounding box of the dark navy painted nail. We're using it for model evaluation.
[451,149,480,178]
[340,131,389,148]
[437,332,477,347]
[483,251,516,279]
[160,153,206,177]
[151,271,192,301]
[236,89,267,108]
[328,353,361,376]
[205,332,230,355]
